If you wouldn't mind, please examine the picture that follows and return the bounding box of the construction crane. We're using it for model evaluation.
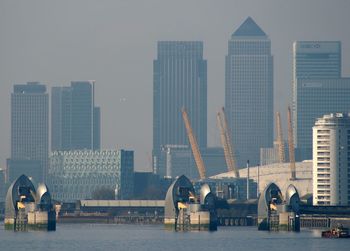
[217,107,240,178]
[276,112,286,163]
[287,106,296,180]
[181,107,206,179]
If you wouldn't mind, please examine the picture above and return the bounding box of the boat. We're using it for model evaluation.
[322,225,350,238]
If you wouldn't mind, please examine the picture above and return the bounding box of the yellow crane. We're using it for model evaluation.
[287,106,296,180]
[276,112,286,163]
[217,107,240,178]
[181,107,206,180]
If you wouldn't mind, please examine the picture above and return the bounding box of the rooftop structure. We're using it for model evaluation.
[212,161,313,197]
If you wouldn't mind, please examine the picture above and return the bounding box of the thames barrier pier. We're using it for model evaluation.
[258,183,301,231]
[164,175,217,231]
[4,175,56,231]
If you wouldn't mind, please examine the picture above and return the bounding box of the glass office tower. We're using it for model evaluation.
[153,41,207,177]
[293,41,342,160]
[225,17,273,167]
[10,82,48,182]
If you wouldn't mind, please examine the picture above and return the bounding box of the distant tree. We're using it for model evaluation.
[91,187,115,200]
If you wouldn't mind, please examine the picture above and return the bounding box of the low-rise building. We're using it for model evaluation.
[48,149,134,202]
[160,145,227,179]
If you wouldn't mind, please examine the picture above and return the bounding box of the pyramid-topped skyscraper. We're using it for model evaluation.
[225,17,273,167]
[232,17,267,37]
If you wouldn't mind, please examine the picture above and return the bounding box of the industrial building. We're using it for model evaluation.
[48,149,134,202]
[313,113,350,206]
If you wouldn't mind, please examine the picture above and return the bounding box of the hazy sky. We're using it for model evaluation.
[1,0,350,171]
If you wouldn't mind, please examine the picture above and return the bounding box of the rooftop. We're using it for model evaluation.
[232,17,267,38]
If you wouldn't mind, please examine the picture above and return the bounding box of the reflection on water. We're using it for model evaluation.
[0,223,347,251]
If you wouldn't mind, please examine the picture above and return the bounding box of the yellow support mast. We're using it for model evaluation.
[181,107,206,180]
[276,112,286,163]
[217,107,240,178]
[287,106,296,180]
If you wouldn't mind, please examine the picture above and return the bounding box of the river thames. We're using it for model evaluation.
[0,223,348,251]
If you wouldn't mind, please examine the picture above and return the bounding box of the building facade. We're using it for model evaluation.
[10,82,48,182]
[48,149,134,202]
[0,169,5,202]
[260,141,289,166]
[225,17,273,168]
[51,81,100,151]
[292,41,342,160]
[160,145,227,179]
[313,113,350,206]
[294,78,350,161]
[153,41,207,177]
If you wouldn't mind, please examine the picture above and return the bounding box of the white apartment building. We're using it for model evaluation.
[313,113,350,206]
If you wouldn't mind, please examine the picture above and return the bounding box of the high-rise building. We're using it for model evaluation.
[294,78,350,160]
[292,41,343,160]
[10,82,48,182]
[313,113,350,206]
[51,86,72,151]
[225,17,273,167]
[153,41,207,177]
[48,149,134,202]
[93,106,101,150]
[51,81,100,151]
[292,41,341,84]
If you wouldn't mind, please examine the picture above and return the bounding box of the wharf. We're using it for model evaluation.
[58,214,163,224]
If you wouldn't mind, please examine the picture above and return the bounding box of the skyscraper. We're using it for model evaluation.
[292,41,341,83]
[153,41,207,177]
[51,81,100,151]
[225,17,273,168]
[10,82,49,182]
[292,41,342,160]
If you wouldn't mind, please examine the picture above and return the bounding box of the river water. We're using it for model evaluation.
[0,223,348,251]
